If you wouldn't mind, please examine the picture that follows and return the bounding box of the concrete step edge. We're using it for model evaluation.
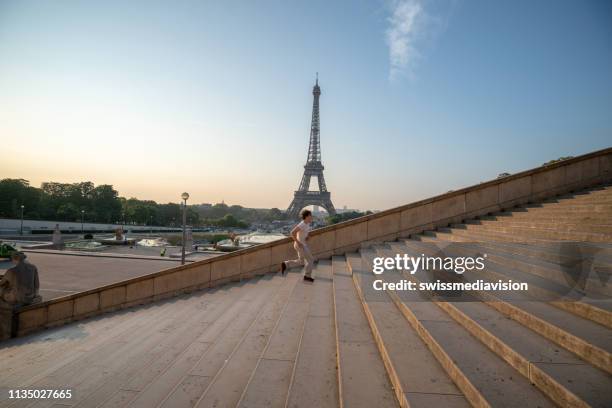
[437,299,593,408]
[347,259,410,408]
[484,296,612,375]
[332,255,398,408]
[332,257,346,408]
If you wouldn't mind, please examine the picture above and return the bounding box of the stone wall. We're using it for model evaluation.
[6,147,611,339]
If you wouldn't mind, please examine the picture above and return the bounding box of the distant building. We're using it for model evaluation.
[336,206,359,214]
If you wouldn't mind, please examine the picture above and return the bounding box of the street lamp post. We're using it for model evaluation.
[150,215,153,235]
[181,192,190,265]
[81,210,85,235]
[20,205,25,235]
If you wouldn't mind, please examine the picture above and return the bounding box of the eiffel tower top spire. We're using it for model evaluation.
[307,74,322,163]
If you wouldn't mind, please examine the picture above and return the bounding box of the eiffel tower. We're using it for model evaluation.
[286,75,336,218]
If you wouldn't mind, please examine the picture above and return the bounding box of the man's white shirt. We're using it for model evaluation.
[296,221,311,245]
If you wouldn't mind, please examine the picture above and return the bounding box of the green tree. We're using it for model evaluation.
[91,184,121,223]
[0,179,41,218]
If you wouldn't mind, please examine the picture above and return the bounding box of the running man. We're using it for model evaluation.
[281,209,315,282]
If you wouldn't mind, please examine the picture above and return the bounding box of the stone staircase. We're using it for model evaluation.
[0,185,610,407]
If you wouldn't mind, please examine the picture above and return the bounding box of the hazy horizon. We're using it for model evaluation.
[1,1,611,211]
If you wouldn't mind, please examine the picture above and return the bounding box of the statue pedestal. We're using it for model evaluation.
[52,224,63,249]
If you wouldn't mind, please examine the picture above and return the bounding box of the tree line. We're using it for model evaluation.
[0,178,285,228]
[325,210,372,225]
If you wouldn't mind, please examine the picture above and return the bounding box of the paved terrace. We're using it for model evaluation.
[0,253,182,301]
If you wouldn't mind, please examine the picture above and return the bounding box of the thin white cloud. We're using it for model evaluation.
[386,0,424,80]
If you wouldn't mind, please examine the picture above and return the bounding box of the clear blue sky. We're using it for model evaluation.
[1,0,610,210]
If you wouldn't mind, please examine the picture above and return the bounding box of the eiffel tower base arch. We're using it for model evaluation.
[286,191,336,219]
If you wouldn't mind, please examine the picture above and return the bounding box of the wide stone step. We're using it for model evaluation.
[415,231,612,268]
[386,241,612,374]
[553,194,612,205]
[537,195,612,206]
[395,240,612,328]
[445,223,612,243]
[554,187,612,197]
[346,253,470,408]
[285,260,339,408]
[188,272,301,408]
[238,261,335,408]
[413,233,612,326]
[364,248,556,408]
[0,273,286,408]
[423,228,551,245]
[75,280,263,408]
[468,218,612,235]
[331,256,398,408]
[457,220,612,240]
[528,190,612,200]
[490,211,612,224]
[483,246,611,299]
[539,199,612,208]
[376,243,612,406]
[516,206,612,217]
[419,230,612,264]
[435,225,609,244]
[504,209,612,221]
[505,298,612,374]
[0,284,224,405]
[521,203,612,212]
[435,232,612,298]
[107,273,292,408]
[443,299,612,407]
[0,299,142,387]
